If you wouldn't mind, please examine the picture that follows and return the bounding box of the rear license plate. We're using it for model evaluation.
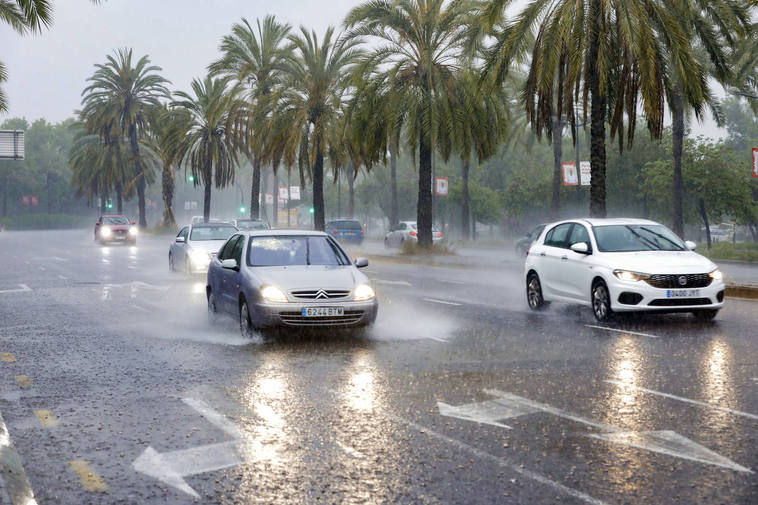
[667,289,701,298]
[302,306,344,317]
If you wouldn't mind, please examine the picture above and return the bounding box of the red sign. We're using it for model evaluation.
[21,195,30,206]
[30,195,38,206]
[562,162,578,186]
[752,148,758,179]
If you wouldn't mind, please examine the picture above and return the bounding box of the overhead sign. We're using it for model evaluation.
[278,186,289,200]
[580,161,591,186]
[0,130,24,160]
[435,177,449,196]
[562,162,578,186]
[289,186,301,200]
[265,193,274,205]
[752,148,757,179]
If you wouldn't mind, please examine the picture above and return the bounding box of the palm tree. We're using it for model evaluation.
[481,0,709,218]
[277,26,362,231]
[172,76,246,223]
[81,48,170,227]
[344,0,476,247]
[209,15,292,221]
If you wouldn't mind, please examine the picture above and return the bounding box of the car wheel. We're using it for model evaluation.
[591,280,613,322]
[693,309,718,321]
[168,253,175,271]
[184,257,191,275]
[207,292,219,325]
[239,300,254,338]
[526,272,547,310]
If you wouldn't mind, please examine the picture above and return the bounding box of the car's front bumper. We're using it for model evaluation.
[251,300,378,328]
[608,277,725,312]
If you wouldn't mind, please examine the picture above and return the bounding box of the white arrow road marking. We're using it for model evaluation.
[0,411,39,505]
[585,325,660,339]
[182,397,242,438]
[0,284,31,295]
[605,380,758,421]
[481,389,752,473]
[438,398,541,429]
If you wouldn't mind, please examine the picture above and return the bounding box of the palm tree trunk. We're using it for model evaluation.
[250,155,262,219]
[272,170,279,227]
[461,158,470,241]
[313,135,325,231]
[115,182,123,214]
[203,158,212,224]
[417,128,433,248]
[672,83,685,238]
[390,137,399,229]
[129,126,148,228]
[551,115,562,220]
[162,164,176,227]
[347,163,355,219]
[588,0,607,218]
[698,197,711,249]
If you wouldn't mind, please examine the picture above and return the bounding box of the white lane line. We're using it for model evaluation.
[604,380,758,421]
[426,336,448,343]
[0,284,32,295]
[0,411,40,505]
[585,325,660,339]
[58,275,68,280]
[440,279,467,285]
[131,304,150,313]
[373,279,412,287]
[422,298,463,307]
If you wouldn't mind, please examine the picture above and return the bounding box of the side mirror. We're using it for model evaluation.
[570,242,590,254]
[175,236,186,243]
[355,257,369,268]
[685,240,697,251]
[131,221,136,226]
[221,258,238,270]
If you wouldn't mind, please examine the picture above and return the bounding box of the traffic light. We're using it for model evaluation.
[188,174,195,183]
[308,207,314,215]
[106,199,113,209]
[239,206,246,214]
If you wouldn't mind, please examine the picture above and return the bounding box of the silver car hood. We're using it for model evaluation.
[251,265,365,291]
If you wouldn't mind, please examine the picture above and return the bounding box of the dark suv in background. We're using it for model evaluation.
[326,219,365,244]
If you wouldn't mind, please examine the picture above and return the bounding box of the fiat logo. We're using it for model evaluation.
[678,276,688,286]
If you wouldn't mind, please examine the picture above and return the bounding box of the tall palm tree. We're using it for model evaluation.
[172,76,245,223]
[277,26,362,231]
[344,0,476,247]
[81,48,170,227]
[209,15,292,221]
[481,0,708,218]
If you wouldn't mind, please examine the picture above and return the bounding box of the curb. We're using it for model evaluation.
[725,284,758,301]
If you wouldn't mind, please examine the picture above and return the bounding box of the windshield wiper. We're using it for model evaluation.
[638,226,685,251]
[625,226,662,250]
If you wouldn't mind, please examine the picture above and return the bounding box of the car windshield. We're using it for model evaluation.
[103,216,129,225]
[190,226,237,241]
[593,224,686,252]
[236,220,267,230]
[336,221,362,230]
[248,236,351,266]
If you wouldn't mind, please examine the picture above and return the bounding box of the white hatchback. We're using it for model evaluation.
[524,218,725,321]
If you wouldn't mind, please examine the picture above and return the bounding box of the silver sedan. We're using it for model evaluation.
[169,223,238,274]
[206,230,378,336]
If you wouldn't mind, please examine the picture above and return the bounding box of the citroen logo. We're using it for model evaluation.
[315,289,329,299]
[678,276,688,286]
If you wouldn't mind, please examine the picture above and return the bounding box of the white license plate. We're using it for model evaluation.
[302,306,344,317]
[667,289,701,298]
[114,236,126,241]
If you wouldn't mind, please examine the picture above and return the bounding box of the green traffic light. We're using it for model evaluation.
[188,175,195,183]
[308,207,314,214]
[239,207,246,214]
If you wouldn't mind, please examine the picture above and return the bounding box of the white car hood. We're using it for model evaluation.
[188,240,227,255]
[252,265,364,291]
[599,250,716,274]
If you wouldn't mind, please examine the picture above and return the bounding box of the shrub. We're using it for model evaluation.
[0,213,91,230]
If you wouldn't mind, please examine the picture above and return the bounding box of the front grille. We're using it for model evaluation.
[645,273,711,289]
[115,229,127,236]
[648,298,712,307]
[290,289,351,300]
[279,310,364,326]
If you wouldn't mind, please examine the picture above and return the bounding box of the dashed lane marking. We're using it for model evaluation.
[58,275,68,280]
[33,409,60,428]
[604,380,758,421]
[422,298,463,306]
[440,279,467,285]
[68,460,108,492]
[585,324,660,339]
[373,279,412,286]
[131,304,150,313]
[426,336,449,343]
[0,284,32,295]
[14,376,31,388]
[0,411,40,505]
[1,353,17,363]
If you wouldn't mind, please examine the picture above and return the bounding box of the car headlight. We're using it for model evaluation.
[101,226,112,237]
[190,249,210,265]
[128,226,138,236]
[613,270,650,282]
[353,284,376,301]
[261,286,288,303]
[709,269,723,281]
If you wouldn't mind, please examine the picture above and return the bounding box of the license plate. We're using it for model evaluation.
[302,306,344,317]
[667,289,701,298]
[114,236,126,241]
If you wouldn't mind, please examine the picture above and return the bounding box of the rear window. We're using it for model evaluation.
[336,220,362,230]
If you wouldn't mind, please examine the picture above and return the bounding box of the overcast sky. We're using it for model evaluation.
[1,0,725,138]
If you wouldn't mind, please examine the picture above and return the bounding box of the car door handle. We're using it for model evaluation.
[540,252,546,257]
[561,255,568,261]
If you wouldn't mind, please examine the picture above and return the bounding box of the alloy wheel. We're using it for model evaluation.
[592,282,612,322]
[526,274,545,310]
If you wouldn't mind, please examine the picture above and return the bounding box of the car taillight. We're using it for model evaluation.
[409,231,418,237]
[334,229,339,234]
[437,232,442,238]
[360,229,364,234]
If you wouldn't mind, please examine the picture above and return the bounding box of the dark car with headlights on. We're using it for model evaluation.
[206,230,378,336]
[95,215,138,244]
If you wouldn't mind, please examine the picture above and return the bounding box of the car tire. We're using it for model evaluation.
[207,292,219,325]
[693,309,718,321]
[591,280,614,322]
[239,300,254,339]
[169,253,175,271]
[526,272,547,310]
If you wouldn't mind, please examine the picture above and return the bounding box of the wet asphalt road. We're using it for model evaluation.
[1,229,757,505]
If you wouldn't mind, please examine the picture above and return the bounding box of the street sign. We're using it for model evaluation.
[21,195,29,206]
[752,148,758,179]
[265,193,274,205]
[435,177,449,196]
[278,186,289,200]
[0,130,24,160]
[580,161,591,186]
[289,186,301,200]
[184,201,190,211]
[191,201,198,210]
[30,196,38,207]
[562,162,578,186]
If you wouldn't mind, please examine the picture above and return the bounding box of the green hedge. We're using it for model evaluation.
[0,213,91,230]
[698,242,758,263]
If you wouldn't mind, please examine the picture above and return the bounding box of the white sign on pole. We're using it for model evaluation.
[435,177,449,196]
[184,201,190,211]
[562,162,578,186]
[289,186,301,200]
[580,161,591,186]
[265,193,274,205]
[278,186,289,200]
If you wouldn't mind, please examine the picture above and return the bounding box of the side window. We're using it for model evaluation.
[178,227,189,239]
[399,223,406,230]
[569,224,591,248]
[544,224,573,249]
[231,235,246,264]
[219,235,240,261]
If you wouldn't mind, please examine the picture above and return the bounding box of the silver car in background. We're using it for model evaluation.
[206,230,378,336]
[169,223,238,274]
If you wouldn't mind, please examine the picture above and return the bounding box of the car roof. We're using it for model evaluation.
[579,218,660,226]
[242,229,329,237]
[102,214,127,218]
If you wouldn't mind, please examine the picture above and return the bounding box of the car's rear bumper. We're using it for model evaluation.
[251,300,378,328]
[608,278,725,312]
